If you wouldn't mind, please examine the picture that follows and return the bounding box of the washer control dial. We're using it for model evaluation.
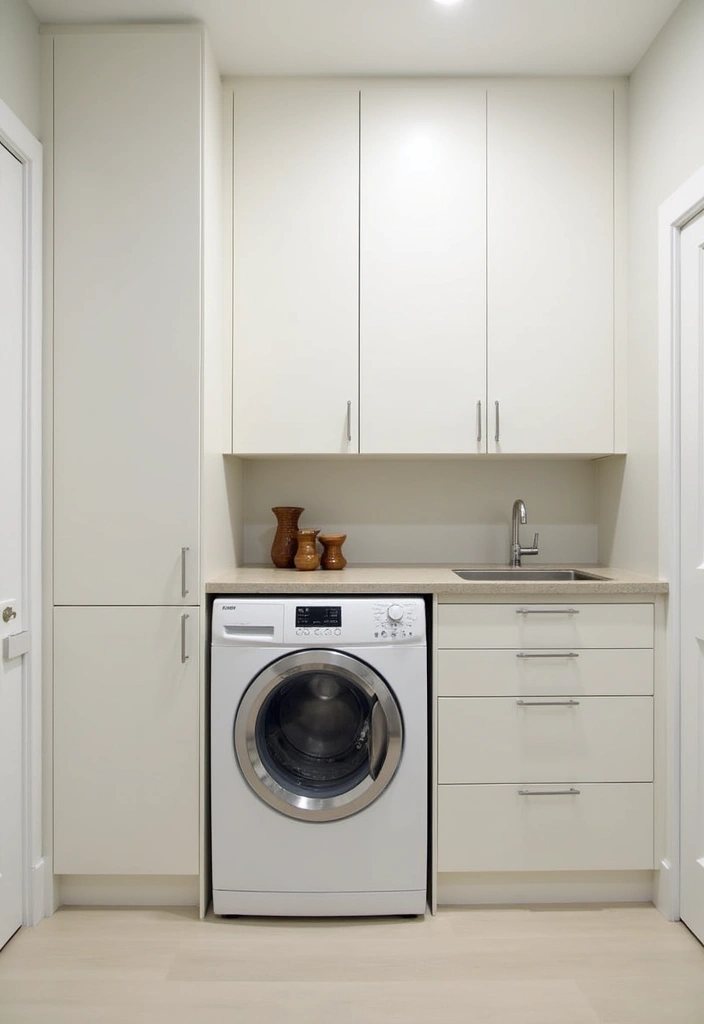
[387,604,404,623]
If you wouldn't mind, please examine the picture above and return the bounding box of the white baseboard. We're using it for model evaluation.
[438,870,655,906]
[28,857,46,926]
[58,875,199,907]
[653,859,679,920]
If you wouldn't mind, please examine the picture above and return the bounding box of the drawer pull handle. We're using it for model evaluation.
[518,788,581,796]
[516,608,579,615]
[516,699,580,706]
[516,652,579,659]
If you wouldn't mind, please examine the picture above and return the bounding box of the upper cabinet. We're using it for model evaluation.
[487,82,615,454]
[232,82,360,454]
[53,31,202,604]
[227,79,622,457]
[360,85,486,454]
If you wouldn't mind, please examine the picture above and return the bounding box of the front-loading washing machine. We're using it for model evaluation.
[210,596,427,916]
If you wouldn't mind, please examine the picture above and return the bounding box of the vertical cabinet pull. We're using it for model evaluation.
[181,613,189,664]
[346,400,352,443]
[494,400,500,443]
[181,546,189,598]
[476,400,482,443]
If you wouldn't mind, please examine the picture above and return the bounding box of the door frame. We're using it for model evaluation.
[0,98,44,928]
[658,165,704,922]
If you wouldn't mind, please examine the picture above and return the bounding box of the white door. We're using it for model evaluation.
[0,140,25,949]
[360,85,486,454]
[680,209,704,944]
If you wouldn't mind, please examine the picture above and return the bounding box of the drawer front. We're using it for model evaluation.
[438,648,654,697]
[438,603,654,650]
[438,696,653,784]
[438,783,654,872]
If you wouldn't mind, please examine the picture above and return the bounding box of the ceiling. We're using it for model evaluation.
[28,0,683,77]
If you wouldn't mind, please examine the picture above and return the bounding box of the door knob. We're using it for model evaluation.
[2,606,17,624]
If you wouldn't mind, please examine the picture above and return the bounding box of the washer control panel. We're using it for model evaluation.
[371,600,420,640]
[211,597,426,647]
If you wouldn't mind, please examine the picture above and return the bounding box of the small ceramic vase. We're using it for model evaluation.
[319,534,347,570]
[270,506,304,568]
[294,529,321,571]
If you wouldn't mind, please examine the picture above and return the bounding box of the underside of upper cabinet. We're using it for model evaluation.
[225,77,627,459]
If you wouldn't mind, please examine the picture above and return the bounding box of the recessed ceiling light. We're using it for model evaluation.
[433,0,464,6]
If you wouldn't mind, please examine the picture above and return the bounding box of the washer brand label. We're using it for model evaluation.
[222,605,237,610]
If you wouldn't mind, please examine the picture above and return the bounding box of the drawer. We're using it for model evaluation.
[437,783,654,872]
[438,696,653,784]
[437,603,653,650]
[438,648,654,697]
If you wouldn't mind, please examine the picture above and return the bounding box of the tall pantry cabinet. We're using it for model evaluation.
[46,26,232,909]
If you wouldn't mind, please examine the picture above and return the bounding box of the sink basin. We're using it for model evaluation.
[453,568,607,581]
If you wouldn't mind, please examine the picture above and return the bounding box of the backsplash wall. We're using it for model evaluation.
[240,458,598,566]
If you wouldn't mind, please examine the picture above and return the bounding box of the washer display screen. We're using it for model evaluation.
[295,606,342,628]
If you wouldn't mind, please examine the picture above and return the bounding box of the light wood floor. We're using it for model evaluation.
[1,904,703,1023]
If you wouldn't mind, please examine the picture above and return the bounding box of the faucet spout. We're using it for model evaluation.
[510,499,539,567]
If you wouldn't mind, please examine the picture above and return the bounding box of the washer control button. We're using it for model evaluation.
[387,604,404,623]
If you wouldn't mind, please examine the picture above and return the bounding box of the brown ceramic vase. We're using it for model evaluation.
[294,529,321,571]
[270,506,304,568]
[319,534,347,570]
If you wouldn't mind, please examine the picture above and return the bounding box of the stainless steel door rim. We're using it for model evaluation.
[234,649,403,822]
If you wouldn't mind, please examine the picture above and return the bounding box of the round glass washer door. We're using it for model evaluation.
[234,650,403,822]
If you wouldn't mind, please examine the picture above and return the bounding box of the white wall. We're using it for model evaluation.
[598,0,704,573]
[243,458,598,566]
[0,0,40,138]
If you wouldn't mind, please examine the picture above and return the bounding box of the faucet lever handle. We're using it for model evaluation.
[532,532,540,549]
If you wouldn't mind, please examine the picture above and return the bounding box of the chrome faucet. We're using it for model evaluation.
[510,499,539,567]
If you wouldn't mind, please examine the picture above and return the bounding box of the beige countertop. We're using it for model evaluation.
[206,565,668,596]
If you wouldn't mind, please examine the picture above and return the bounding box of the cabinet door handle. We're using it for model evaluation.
[181,613,190,664]
[476,400,482,443]
[516,699,580,706]
[181,547,189,598]
[518,788,581,796]
[346,400,352,443]
[516,651,579,659]
[494,400,500,443]
[516,608,579,615]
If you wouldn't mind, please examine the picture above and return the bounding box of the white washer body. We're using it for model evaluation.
[211,596,428,916]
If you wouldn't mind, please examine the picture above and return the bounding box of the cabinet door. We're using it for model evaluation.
[360,85,486,454]
[487,82,614,454]
[53,33,201,604]
[232,83,359,454]
[53,607,199,875]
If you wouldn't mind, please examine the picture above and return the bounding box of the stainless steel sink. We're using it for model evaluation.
[452,568,607,581]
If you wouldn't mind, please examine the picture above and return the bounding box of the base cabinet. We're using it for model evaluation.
[436,601,655,878]
[54,607,199,876]
[438,784,654,873]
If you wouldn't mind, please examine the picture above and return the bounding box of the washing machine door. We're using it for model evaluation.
[234,650,404,822]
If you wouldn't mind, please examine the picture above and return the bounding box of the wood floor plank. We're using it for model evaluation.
[0,906,703,1023]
